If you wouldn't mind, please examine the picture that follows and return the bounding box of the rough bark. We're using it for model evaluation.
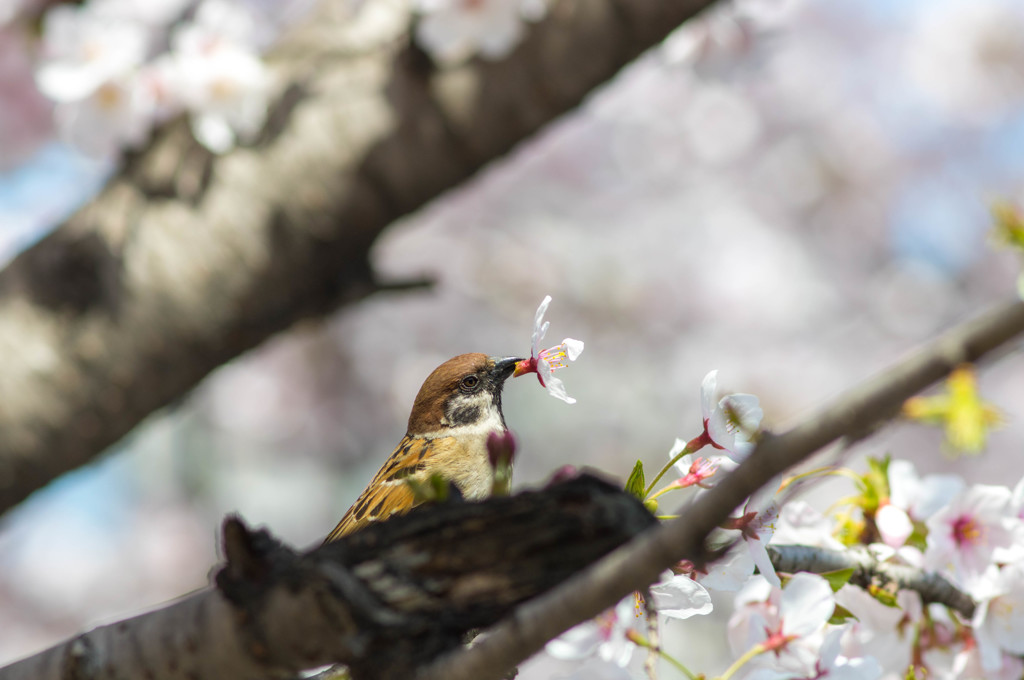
[0,0,720,516]
[0,475,657,680]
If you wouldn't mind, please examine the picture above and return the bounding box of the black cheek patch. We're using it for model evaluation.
[448,404,482,426]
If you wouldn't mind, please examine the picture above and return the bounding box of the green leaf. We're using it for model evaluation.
[625,460,646,500]
[828,604,855,625]
[820,567,855,592]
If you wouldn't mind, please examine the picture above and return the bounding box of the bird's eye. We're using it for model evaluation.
[460,375,480,391]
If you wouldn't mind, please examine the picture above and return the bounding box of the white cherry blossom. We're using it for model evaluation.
[878,459,964,548]
[924,484,1015,592]
[701,370,763,461]
[35,5,156,156]
[972,562,1024,671]
[545,597,638,667]
[162,3,270,152]
[514,295,584,403]
[728,573,835,676]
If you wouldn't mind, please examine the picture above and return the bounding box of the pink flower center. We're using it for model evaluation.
[687,457,718,485]
[595,610,618,641]
[538,344,572,370]
[951,515,983,547]
[761,622,795,655]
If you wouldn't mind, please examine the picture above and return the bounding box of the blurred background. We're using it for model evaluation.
[3,0,1024,676]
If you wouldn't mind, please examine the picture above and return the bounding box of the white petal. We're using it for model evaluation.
[650,574,713,619]
[540,367,576,404]
[699,546,754,591]
[191,113,235,153]
[779,573,834,637]
[748,540,780,588]
[545,620,603,660]
[700,370,718,421]
[562,338,584,361]
[876,504,913,548]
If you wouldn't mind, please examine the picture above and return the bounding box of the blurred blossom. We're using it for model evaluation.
[728,573,835,676]
[905,0,1024,121]
[661,10,759,78]
[923,484,1016,593]
[0,0,25,26]
[772,500,845,551]
[36,7,150,102]
[163,6,270,153]
[35,6,155,157]
[835,584,920,673]
[972,562,1024,671]
[91,0,193,26]
[876,459,965,548]
[414,0,547,65]
[546,597,639,668]
[682,83,761,164]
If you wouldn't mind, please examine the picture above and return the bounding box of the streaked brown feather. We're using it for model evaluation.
[324,434,475,542]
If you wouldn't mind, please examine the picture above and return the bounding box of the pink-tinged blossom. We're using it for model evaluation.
[514,295,584,404]
[700,370,763,461]
[773,500,845,551]
[905,0,1024,121]
[995,476,1024,563]
[666,440,725,490]
[414,0,548,65]
[798,626,882,680]
[971,562,1024,671]
[545,597,638,667]
[163,3,270,153]
[878,460,965,548]
[835,584,919,674]
[728,573,835,676]
[52,76,157,157]
[725,483,781,588]
[923,484,1015,591]
[953,645,1024,680]
[35,5,156,156]
[697,546,756,592]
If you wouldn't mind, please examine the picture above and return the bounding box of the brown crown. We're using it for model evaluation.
[406,353,492,434]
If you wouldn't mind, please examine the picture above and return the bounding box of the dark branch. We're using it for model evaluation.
[0,475,656,680]
[768,544,976,619]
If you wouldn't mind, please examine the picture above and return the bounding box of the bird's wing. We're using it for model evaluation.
[323,435,436,542]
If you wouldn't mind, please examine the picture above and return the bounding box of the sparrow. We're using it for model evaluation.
[323,353,522,542]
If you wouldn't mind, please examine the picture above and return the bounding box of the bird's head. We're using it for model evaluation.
[407,353,522,436]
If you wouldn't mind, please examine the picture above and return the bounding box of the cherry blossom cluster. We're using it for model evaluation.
[31,0,272,157]
[534,366,1024,679]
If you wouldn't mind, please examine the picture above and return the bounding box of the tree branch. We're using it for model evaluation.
[767,544,976,619]
[0,0,721,516]
[417,298,1024,680]
[0,475,656,680]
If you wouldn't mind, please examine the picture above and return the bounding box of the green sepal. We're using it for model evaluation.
[625,460,646,500]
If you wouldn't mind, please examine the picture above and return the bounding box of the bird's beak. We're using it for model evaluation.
[489,356,523,382]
